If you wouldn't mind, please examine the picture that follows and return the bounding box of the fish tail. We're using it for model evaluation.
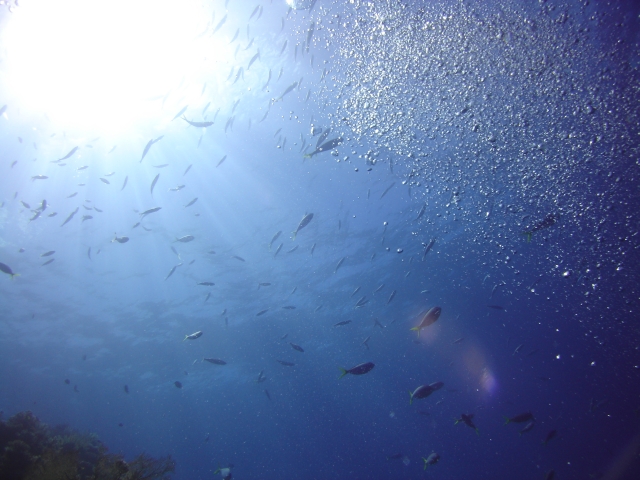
[292,231,297,241]
[303,153,311,159]
[422,458,428,470]
[410,326,420,338]
[183,336,188,342]
[10,273,19,279]
[503,416,510,425]
[454,419,460,425]
[475,428,479,436]
[338,368,348,379]
[522,231,533,242]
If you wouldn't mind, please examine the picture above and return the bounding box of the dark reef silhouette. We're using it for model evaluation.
[0,411,175,480]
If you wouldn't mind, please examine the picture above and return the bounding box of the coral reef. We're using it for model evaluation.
[0,411,175,480]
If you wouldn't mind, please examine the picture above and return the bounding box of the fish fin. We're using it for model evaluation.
[409,391,413,405]
[10,273,19,279]
[410,326,421,338]
[503,416,510,425]
[291,231,297,241]
[522,231,532,242]
[183,336,188,342]
[475,428,479,436]
[422,458,428,470]
[338,368,348,379]
[303,153,312,159]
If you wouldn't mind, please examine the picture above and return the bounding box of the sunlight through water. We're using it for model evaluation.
[1,0,228,134]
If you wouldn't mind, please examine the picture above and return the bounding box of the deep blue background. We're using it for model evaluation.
[1,0,639,479]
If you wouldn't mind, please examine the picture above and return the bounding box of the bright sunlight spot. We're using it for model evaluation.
[2,0,229,134]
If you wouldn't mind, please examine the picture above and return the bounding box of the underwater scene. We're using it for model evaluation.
[0,0,639,479]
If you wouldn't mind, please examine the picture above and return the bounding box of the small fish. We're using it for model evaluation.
[184,164,193,176]
[150,174,160,196]
[172,105,188,121]
[174,235,194,243]
[140,207,162,217]
[203,358,227,365]
[61,207,79,227]
[185,198,198,207]
[422,453,440,470]
[279,40,288,55]
[182,116,214,128]
[374,284,385,294]
[183,331,203,341]
[274,243,283,257]
[542,430,557,446]
[212,14,227,34]
[455,413,479,435]
[124,385,129,394]
[339,362,375,379]
[174,381,183,389]
[41,251,55,257]
[82,215,93,222]
[99,178,110,185]
[513,344,524,355]
[0,262,18,278]
[269,231,282,250]
[169,185,185,192]
[273,81,298,103]
[334,320,351,327]
[334,257,345,273]
[361,336,371,349]
[277,360,295,367]
[258,282,271,289]
[21,201,31,209]
[165,264,181,281]
[304,137,344,159]
[310,243,316,256]
[256,309,268,316]
[452,337,464,344]
[264,389,271,400]
[410,306,441,337]
[256,370,267,383]
[522,213,558,242]
[231,255,245,262]
[94,207,103,213]
[153,164,169,169]
[286,245,298,253]
[87,247,91,260]
[305,22,315,52]
[31,175,48,181]
[289,343,304,352]
[519,421,535,436]
[58,146,78,161]
[380,182,395,199]
[112,235,129,244]
[42,258,55,266]
[216,155,227,167]
[292,213,314,240]
[197,282,215,286]
[387,290,396,305]
[140,135,163,163]
[504,412,535,425]
[121,176,128,190]
[247,50,260,70]
[350,286,361,298]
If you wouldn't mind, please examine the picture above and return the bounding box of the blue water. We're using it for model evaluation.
[1,0,639,479]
